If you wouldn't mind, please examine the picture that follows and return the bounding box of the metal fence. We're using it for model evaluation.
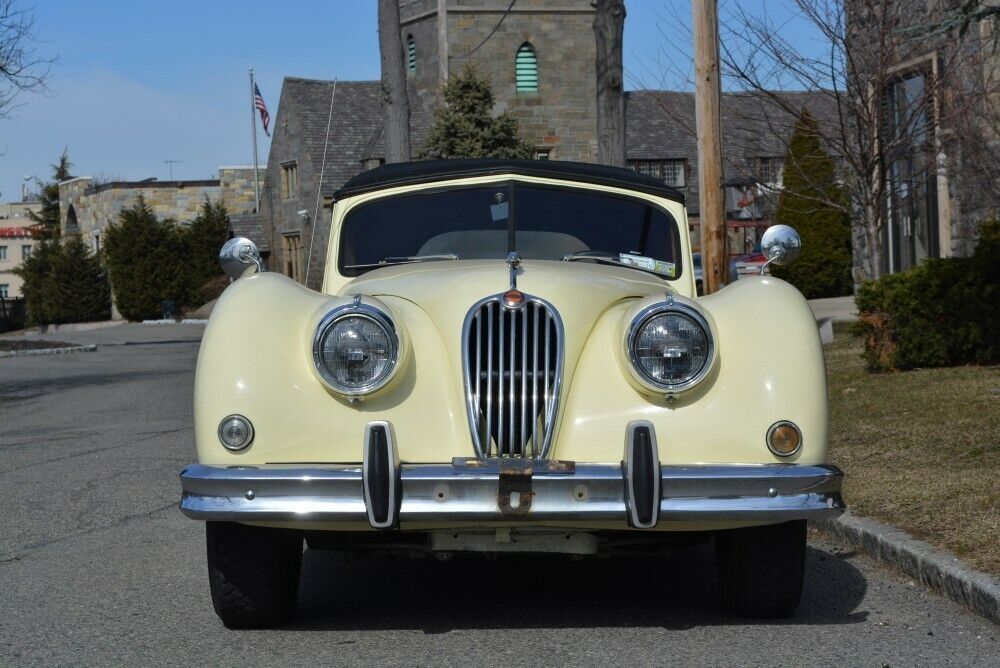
[0,297,26,333]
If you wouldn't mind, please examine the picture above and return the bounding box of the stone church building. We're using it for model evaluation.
[262,0,836,289]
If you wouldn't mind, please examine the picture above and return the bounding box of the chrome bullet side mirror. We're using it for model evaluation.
[220,237,263,280]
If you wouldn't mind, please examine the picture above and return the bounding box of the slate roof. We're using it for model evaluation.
[228,213,270,252]
[625,89,841,170]
[280,78,431,199]
[274,76,838,207]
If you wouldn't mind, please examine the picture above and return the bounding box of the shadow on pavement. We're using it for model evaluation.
[291,543,868,632]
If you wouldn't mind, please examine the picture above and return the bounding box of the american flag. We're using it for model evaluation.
[254,83,270,137]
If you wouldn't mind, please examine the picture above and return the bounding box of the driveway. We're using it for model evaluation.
[0,325,996,666]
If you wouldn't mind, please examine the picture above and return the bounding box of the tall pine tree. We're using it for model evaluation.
[419,65,534,160]
[769,110,853,298]
[28,149,73,241]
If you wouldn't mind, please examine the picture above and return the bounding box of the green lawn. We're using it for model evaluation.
[826,324,1000,575]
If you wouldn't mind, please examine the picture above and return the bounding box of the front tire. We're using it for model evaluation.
[206,521,303,628]
[715,520,806,618]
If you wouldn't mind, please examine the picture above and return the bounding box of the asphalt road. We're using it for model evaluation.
[1,325,997,666]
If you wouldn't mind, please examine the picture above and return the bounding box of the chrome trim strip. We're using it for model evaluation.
[179,463,845,524]
[624,297,716,395]
[624,420,661,529]
[461,293,565,459]
[362,421,400,529]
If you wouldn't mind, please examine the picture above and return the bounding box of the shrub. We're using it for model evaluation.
[769,110,853,298]
[46,236,112,324]
[103,197,229,321]
[104,197,189,321]
[13,237,111,326]
[181,199,230,299]
[852,221,1000,371]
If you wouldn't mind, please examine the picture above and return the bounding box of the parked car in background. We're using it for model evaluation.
[733,250,769,278]
[180,160,843,628]
[692,252,742,295]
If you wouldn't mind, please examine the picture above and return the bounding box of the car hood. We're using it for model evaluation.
[343,259,673,327]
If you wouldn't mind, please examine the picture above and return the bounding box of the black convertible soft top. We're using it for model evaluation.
[333,159,685,203]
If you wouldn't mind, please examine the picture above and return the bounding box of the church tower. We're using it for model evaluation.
[398,0,599,162]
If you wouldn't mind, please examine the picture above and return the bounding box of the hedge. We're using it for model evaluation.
[14,236,111,326]
[104,197,229,321]
[852,220,1000,371]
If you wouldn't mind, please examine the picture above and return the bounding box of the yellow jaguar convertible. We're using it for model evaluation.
[179,159,845,627]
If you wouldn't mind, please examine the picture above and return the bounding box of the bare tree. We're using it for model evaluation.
[378,0,411,163]
[594,0,626,166]
[650,0,1000,281]
[0,0,52,119]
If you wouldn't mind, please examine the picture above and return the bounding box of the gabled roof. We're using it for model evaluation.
[279,77,432,199]
[625,89,841,164]
[334,158,686,202]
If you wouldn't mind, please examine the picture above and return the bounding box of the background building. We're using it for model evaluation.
[0,200,42,299]
[847,0,1000,276]
[58,167,267,258]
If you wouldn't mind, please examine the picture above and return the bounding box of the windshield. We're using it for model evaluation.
[338,182,682,278]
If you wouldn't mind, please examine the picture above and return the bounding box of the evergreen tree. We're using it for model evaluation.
[103,197,188,321]
[181,198,230,293]
[45,236,111,324]
[769,110,853,298]
[13,239,57,325]
[28,149,73,241]
[14,236,110,326]
[418,65,534,160]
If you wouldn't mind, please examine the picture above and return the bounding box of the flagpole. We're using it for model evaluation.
[249,66,261,213]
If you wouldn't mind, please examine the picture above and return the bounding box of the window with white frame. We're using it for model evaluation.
[22,245,31,260]
[627,160,686,188]
[757,157,784,187]
[0,246,7,261]
[0,284,8,299]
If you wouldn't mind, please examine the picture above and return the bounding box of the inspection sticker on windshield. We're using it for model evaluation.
[619,254,676,277]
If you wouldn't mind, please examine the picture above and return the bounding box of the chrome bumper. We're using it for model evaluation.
[179,461,845,528]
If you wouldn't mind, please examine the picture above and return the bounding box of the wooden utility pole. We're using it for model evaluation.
[378,0,411,163]
[594,0,626,166]
[692,0,728,292]
[438,0,449,88]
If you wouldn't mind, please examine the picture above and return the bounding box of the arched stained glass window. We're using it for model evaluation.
[407,35,416,74]
[515,43,538,93]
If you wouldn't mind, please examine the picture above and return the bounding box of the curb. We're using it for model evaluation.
[814,512,1000,625]
[0,344,97,359]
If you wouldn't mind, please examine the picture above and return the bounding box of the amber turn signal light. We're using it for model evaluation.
[767,421,801,457]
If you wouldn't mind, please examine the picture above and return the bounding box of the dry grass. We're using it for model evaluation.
[826,324,1000,575]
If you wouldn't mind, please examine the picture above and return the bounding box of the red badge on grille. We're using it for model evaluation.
[502,289,525,308]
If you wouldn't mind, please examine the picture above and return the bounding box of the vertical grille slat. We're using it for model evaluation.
[532,303,539,457]
[485,305,494,448]
[464,295,562,459]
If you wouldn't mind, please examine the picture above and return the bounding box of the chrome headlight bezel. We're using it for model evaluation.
[624,299,716,394]
[312,301,400,398]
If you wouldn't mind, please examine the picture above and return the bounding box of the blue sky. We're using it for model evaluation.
[0,1,821,201]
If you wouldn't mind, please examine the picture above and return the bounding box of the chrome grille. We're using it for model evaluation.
[463,295,563,459]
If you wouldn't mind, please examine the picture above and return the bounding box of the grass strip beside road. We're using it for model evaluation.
[826,324,1000,575]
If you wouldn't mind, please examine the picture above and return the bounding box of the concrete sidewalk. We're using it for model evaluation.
[808,296,857,322]
[0,322,205,347]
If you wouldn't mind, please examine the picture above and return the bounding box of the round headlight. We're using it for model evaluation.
[626,302,714,393]
[313,303,399,397]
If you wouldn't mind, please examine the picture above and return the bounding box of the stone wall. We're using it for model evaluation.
[401,0,598,161]
[58,168,263,245]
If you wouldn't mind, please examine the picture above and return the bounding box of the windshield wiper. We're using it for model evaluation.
[344,253,459,270]
[562,251,674,278]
